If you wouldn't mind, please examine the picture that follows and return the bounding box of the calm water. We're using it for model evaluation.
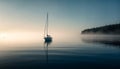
[0,35,120,69]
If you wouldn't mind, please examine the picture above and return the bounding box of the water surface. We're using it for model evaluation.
[0,35,120,69]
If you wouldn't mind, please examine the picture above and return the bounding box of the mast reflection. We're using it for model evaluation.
[44,40,52,64]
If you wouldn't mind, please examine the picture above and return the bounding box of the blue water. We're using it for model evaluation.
[0,35,120,69]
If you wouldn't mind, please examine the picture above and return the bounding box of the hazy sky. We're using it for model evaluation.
[0,0,120,37]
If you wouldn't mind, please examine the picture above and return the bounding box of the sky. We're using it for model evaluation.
[0,0,120,41]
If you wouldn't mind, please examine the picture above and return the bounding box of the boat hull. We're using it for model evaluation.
[44,37,52,42]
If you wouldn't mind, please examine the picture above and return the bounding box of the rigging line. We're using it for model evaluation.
[44,20,47,37]
[44,13,48,37]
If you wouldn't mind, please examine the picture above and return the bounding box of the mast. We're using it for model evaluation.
[46,12,48,36]
[44,13,49,37]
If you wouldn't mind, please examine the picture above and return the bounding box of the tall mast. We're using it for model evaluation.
[46,12,48,36]
[44,12,48,37]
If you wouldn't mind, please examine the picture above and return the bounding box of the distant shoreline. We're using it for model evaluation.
[81,23,120,34]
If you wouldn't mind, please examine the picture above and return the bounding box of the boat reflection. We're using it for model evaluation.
[44,40,52,63]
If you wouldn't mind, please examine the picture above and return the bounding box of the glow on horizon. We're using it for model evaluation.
[0,32,40,43]
[0,30,77,45]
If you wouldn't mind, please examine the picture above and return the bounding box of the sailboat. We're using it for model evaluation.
[44,13,52,42]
